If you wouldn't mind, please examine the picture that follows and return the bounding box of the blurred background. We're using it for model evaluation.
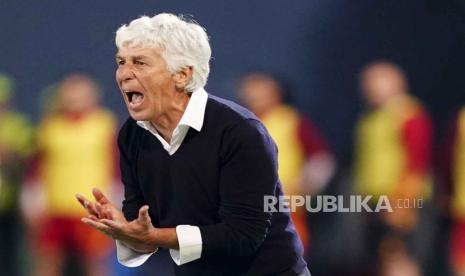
[2,0,465,275]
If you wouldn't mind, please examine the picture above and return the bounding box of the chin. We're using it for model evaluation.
[128,110,149,122]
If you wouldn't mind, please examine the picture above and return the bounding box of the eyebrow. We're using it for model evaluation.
[115,55,149,60]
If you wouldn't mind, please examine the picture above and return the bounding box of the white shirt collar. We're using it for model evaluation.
[178,87,208,132]
[136,88,208,155]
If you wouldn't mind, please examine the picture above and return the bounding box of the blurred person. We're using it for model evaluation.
[0,73,34,276]
[440,106,465,276]
[75,13,310,276]
[239,72,335,253]
[23,74,118,276]
[354,61,433,276]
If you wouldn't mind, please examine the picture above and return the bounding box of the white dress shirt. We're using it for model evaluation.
[116,87,208,267]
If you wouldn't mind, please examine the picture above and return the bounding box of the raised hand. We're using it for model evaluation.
[75,188,159,253]
[100,205,158,253]
[76,188,124,221]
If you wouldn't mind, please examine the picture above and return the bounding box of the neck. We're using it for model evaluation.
[382,91,406,107]
[257,102,281,119]
[151,91,190,143]
[64,108,94,121]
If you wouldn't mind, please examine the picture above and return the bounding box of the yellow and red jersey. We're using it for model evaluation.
[261,104,329,196]
[442,107,465,270]
[35,108,117,217]
[260,104,330,252]
[354,95,432,201]
[451,107,465,220]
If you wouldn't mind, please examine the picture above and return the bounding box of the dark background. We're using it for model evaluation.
[2,0,465,164]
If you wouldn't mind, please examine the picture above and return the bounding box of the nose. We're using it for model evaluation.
[117,65,135,83]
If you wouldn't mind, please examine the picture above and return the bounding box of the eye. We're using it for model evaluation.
[116,59,125,66]
[134,60,145,66]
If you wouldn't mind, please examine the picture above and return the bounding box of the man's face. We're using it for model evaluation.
[239,77,282,117]
[59,79,98,114]
[116,46,176,122]
[360,65,405,109]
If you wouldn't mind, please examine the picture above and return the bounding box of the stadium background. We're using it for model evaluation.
[2,0,465,159]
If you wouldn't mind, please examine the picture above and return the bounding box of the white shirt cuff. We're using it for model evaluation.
[169,225,203,265]
[116,240,157,267]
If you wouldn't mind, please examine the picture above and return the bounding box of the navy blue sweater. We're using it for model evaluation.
[118,95,307,275]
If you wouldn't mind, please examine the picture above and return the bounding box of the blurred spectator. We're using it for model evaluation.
[239,72,335,253]
[22,74,118,276]
[440,106,465,276]
[0,73,34,276]
[354,61,433,276]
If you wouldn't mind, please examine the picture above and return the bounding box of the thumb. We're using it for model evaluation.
[138,205,151,225]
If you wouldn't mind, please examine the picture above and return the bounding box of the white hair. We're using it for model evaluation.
[115,13,211,92]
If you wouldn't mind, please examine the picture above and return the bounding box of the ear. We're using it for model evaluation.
[173,66,193,91]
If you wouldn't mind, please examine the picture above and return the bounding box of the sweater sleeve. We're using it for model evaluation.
[116,121,157,267]
[198,119,277,258]
[118,121,145,221]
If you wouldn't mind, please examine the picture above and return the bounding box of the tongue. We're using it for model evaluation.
[132,93,144,104]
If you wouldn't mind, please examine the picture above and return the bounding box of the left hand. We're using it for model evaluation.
[76,188,158,253]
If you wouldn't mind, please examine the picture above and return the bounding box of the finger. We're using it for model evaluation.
[101,219,125,230]
[92,188,110,205]
[87,215,99,221]
[95,202,106,219]
[102,205,114,220]
[85,201,99,217]
[76,194,93,210]
[137,205,151,224]
[81,217,112,233]
[76,194,99,217]
[75,194,87,207]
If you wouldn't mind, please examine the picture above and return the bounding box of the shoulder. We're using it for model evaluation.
[394,95,429,122]
[1,111,32,133]
[222,120,278,166]
[402,101,431,129]
[94,108,117,124]
[206,95,259,124]
[38,114,60,131]
[228,118,270,142]
[458,107,465,127]
[205,95,274,147]
[275,104,300,118]
[89,109,118,134]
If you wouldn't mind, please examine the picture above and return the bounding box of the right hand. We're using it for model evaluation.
[76,188,126,225]
[76,188,158,253]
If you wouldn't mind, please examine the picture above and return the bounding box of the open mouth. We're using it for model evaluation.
[125,91,144,105]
